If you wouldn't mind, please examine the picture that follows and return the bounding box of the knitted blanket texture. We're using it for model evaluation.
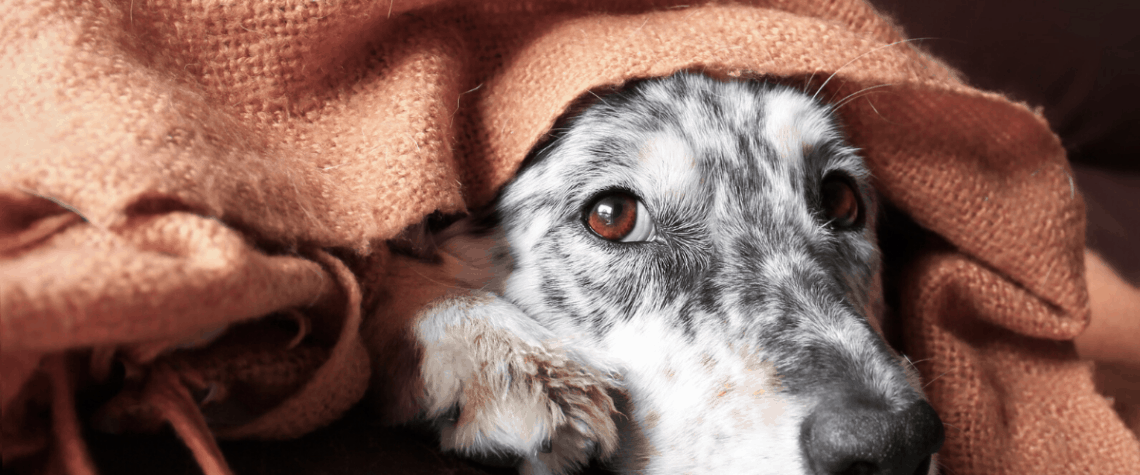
[2,0,1138,473]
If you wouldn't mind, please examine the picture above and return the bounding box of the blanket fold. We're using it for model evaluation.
[3,0,1137,473]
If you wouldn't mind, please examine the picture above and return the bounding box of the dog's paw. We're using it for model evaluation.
[415,293,621,475]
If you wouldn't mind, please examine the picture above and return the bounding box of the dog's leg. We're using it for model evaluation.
[412,291,620,475]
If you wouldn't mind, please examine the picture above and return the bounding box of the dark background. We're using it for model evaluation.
[871,0,1140,282]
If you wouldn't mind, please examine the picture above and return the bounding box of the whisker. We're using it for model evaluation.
[863,96,897,124]
[812,37,938,102]
[409,267,466,291]
[941,422,964,433]
[833,83,894,110]
[532,133,572,159]
[588,90,612,107]
[923,371,949,389]
[804,69,820,94]
[901,356,936,373]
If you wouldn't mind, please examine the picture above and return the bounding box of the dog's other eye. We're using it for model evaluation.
[585,192,656,242]
[821,174,863,229]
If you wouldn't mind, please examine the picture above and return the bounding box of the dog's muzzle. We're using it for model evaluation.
[801,392,944,475]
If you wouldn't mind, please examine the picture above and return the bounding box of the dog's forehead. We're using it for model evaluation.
[515,75,858,213]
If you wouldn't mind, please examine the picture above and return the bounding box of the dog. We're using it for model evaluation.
[370,72,944,475]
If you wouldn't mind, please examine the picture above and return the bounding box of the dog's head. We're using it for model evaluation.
[490,72,943,475]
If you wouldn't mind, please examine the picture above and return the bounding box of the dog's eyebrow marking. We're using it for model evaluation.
[762,90,833,162]
[634,133,700,195]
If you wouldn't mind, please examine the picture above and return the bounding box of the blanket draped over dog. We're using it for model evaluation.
[3,0,1138,473]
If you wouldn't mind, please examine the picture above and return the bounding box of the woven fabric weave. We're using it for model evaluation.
[3,0,1138,473]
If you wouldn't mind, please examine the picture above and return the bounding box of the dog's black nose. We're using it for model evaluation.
[802,397,944,475]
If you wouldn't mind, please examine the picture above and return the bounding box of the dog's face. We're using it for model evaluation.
[491,73,943,475]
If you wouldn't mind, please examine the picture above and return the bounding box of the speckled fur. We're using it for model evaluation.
[398,72,934,475]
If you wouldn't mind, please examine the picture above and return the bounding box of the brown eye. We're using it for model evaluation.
[585,192,656,242]
[821,174,863,229]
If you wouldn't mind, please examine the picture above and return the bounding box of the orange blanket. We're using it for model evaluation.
[3,0,1138,473]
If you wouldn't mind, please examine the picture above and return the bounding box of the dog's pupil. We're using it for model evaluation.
[588,193,637,239]
[597,199,624,225]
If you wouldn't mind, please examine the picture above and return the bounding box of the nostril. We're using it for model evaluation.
[802,398,944,475]
[838,461,875,475]
[833,459,930,475]
[912,455,932,475]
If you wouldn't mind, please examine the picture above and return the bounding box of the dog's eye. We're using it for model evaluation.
[585,192,656,242]
[821,174,863,229]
